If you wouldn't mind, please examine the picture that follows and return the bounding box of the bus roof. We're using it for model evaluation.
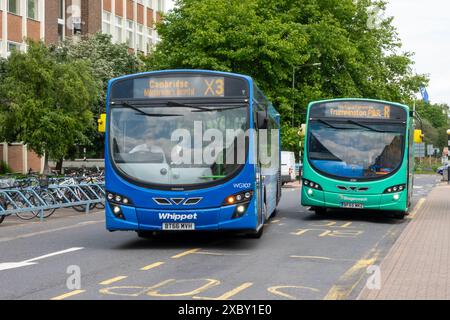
[108,69,254,87]
[307,98,411,112]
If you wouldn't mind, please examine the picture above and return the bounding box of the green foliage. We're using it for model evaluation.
[50,33,143,159]
[145,0,429,154]
[0,161,12,174]
[415,100,450,150]
[0,41,98,165]
[51,33,143,114]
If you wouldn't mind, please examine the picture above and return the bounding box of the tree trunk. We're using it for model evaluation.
[43,153,50,175]
[55,158,64,175]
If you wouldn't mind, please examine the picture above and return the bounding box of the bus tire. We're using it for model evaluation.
[246,203,265,239]
[393,211,406,220]
[137,231,156,239]
[314,207,328,216]
[246,224,264,239]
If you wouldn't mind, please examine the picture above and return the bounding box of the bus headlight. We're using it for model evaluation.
[384,184,406,194]
[302,179,322,190]
[106,191,133,206]
[223,191,254,206]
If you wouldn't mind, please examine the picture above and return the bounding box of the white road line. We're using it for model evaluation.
[0,220,102,243]
[0,247,84,271]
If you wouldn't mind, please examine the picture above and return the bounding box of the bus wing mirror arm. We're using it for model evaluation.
[257,111,268,130]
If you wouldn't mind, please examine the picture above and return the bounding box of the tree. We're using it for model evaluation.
[0,41,99,172]
[144,0,428,155]
[51,33,143,159]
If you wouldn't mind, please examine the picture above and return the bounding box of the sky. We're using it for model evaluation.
[165,0,449,105]
[386,0,450,105]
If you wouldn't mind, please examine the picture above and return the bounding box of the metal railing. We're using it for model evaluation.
[0,181,105,222]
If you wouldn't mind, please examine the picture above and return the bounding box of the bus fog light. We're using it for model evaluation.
[393,194,400,200]
[232,203,249,219]
[113,206,121,214]
[307,189,314,196]
[237,205,246,213]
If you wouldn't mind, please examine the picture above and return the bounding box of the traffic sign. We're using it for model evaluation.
[415,143,425,157]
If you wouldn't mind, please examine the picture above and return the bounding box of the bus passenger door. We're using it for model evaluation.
[255,107,266,225]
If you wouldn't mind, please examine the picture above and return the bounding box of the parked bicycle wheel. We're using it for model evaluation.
[12,194,39,220]
[30,191,58,219]
[95,202,105,209]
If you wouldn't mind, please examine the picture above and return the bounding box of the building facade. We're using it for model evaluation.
[0,0,166,173]
[0,0,165,58]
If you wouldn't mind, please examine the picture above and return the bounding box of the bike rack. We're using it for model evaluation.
[0,182,105,221]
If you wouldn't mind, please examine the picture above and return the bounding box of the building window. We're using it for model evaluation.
[58,23,64,42]
[115,16,123,43]
[102,11,112,35]
[147,27,153,48]
[27,0,39,20]
[137,23,144,52]
[157,0,163,11]
[7,42,21,54]
[8,0,20,14]
[59,0,64,19]
[126,20,134,48]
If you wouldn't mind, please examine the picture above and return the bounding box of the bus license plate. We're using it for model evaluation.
[162,223,195,231]
[341,202,364,209]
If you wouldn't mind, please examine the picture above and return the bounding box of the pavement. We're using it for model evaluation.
[0,174,442,300]
[359,182,450,300]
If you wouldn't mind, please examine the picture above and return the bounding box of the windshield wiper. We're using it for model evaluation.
[317,119,345,130]
[346,120,394,133]
[113,102,182,117]
[166,101,212,111]
[167,101,246,113]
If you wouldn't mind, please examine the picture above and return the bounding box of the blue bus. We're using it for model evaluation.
[104,70,281,238]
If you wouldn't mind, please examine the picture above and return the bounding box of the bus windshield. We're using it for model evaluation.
[110,104,248,187]
[308,121,405,179]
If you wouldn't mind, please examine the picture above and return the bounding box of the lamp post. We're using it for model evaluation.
[291,63,322,126]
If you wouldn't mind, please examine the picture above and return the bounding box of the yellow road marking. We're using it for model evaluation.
[324,255,378,300]
[290,255,333,261]
[171,248,200,259]
[195,251,249,257]
[194,282,253,300]
[51,289,86,300]
[147,279,220,297]
[140,261,165,271]
[268,285,320,300]
[407,197,426,219]
[99,276,128,285]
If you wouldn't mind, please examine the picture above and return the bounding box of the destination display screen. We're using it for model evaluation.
[310,101,407,121]
[110,74,249,99]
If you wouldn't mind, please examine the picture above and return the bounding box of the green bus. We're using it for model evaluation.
[301,98,416,219]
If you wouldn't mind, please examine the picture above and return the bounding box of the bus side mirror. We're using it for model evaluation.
[414,129,424,143]
[257,111,268,130]
[98,113,106,133]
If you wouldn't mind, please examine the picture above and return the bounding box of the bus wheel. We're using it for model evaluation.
[246,203,266,239]
[137,231,156,239]
[393,211,406,220]
[314,207,328,216]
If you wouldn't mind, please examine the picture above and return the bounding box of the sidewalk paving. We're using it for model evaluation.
[359,184,450,300]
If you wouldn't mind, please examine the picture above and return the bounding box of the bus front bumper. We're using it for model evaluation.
[105,201,258,232]
[301,187,408,212]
